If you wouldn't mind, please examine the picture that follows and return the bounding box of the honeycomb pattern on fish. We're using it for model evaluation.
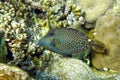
[38,28,90,57]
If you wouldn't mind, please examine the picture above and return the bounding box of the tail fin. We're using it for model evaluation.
[90,40,105,53]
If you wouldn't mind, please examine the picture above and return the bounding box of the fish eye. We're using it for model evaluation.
[46,29,54,37]
[49,29,55,36]
[49,31,54,35]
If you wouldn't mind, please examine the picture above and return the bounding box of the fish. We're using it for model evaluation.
[38,28,105,60]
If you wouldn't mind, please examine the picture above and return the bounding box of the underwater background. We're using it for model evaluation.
[0,0,120,80]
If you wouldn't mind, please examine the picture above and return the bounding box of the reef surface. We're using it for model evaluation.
[0,0,120,80]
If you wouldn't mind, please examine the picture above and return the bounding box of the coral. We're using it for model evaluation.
[0,0,120,80]
[0,1,27,59]
[46,58,99,80]
[0,1,44,60]
[22,49,119,80]
[91,14,120,72]
[0,1,51,79]
[0,2,15,29]
[112,0,120,14]
[0,63,32,80]
[79,0,114,23]
[39,52,119,80]
[25,0,85,29]
[0,31,7,63]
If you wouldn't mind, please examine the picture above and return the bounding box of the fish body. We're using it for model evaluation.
[38,28,91,59]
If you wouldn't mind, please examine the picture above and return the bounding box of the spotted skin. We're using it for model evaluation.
[38,28,91,60]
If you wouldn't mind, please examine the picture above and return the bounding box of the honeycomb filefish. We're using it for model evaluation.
[38,28,105,59]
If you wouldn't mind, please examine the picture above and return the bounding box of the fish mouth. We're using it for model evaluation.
[37,36,54,47]
[37,38,45,46]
